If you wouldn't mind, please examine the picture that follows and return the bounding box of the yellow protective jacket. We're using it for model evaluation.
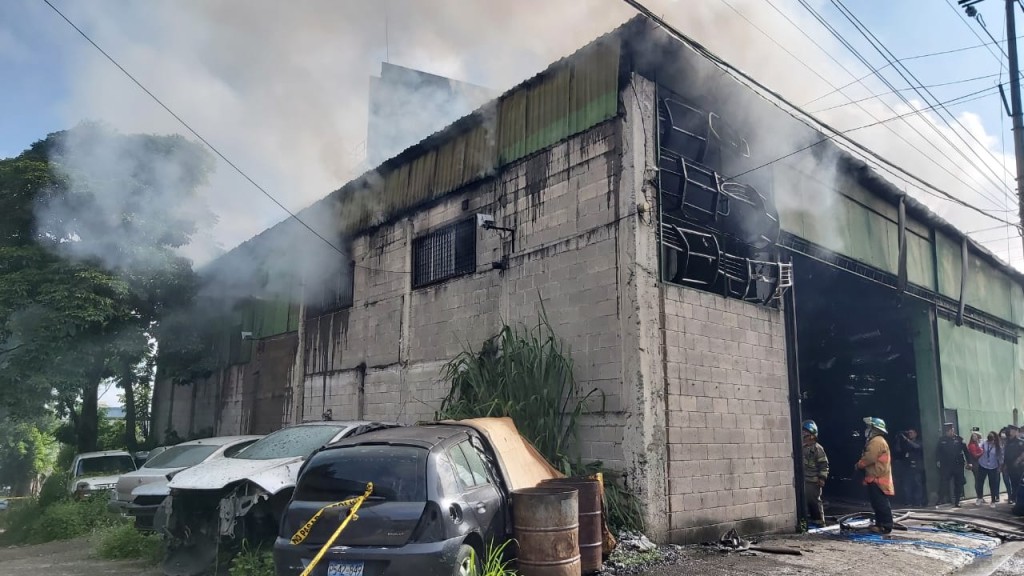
[856,434,894,496]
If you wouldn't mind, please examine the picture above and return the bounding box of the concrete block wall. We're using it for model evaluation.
[662,285,795,543]
[292,120,628,469]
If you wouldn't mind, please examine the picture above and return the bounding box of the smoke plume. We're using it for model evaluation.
[22,0,1017,283]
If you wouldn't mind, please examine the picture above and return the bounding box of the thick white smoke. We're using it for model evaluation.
[31,0,1019,270]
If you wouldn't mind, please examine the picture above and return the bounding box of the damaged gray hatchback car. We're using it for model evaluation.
[274,425,511,576]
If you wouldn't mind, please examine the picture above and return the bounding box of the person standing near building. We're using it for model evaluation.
[975,431,1003,506]
[1004,425,1024,504]
[801,420,829,526]
[856,417,894,534]
[897,428,926,507]
[936,423,970,507]
[967,430,984,504]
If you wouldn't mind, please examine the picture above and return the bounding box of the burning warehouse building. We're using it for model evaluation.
[153,15,1024,543]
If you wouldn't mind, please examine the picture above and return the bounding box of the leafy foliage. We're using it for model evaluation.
[96,522,164,563]
[436,308,644,532]
[473,539,518,576]
[0,124,213,452]
[228,541,275,576]
[437,307,601,471]
[0,493,118,545]
[0,413,58,496]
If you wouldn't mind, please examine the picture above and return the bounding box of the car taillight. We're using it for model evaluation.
[408,502,446,543]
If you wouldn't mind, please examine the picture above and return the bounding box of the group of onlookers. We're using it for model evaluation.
[801,419,1024,534]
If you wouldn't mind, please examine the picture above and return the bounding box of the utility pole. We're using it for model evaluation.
[961,0,1024,254]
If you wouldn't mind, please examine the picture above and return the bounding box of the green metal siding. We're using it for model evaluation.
[938,317,1020,434]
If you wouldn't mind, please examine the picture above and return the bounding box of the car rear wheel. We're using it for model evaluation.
[455,544,479,576]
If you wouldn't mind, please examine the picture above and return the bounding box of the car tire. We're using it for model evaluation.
[454,544,480,576]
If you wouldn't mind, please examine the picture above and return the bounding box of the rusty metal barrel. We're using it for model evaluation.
[540,478,602,574]
[512,486,581,576]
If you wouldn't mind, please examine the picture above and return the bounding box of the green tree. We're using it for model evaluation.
[0,412,58,496]
[0,124,213,452]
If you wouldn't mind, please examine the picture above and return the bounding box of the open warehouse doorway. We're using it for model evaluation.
[789,252,937,505]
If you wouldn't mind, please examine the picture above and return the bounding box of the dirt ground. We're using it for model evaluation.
[0,537,160,576]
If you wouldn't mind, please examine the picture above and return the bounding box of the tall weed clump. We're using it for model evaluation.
[437,307,599,472]
[437,306,644,532]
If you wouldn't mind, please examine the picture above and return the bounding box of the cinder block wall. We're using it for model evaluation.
[298,120,629,469]
[662,286,795,542]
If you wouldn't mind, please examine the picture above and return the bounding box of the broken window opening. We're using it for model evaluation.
[656,86,784,306]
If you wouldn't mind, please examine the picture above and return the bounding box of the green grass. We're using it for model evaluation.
[228,541,275,576]
[0,491,120,546]
[95,523,164,563]
[473,539,517,576]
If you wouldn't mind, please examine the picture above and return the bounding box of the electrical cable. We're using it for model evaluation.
[620,0,1019,228]
[40,0,413,276]
[802,0,1011,211]
[832,0,1017,208]
[810,73,1001,114]
[946,0,1011,68]
[728,87,1019,223]
[770,0,1015,214]
[805,35,1024,107]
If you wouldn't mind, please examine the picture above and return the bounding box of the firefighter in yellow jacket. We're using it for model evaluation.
[856,416,895,534]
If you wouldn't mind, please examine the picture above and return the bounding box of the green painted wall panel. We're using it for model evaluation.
[907,231,935,290]
[937,318,1020,435]
[966,256,1012,320]
[936,233,962,301]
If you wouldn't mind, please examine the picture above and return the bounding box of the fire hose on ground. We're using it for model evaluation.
[290,482,375,576]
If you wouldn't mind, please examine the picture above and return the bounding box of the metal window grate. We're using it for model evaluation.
[413,219,476,288]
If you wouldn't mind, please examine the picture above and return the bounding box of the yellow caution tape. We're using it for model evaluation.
[291,488,368,545]
[296,482,374,576]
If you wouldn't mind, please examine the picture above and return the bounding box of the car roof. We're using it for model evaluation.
[324,424,470,450]
[76,450,133,458]
[294,420,381,428]
[177,435,262,447]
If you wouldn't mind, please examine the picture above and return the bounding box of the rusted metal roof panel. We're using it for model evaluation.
[433,133,467,197]
[524,65,571,156]
[462,121,497,183]
[407,149,437,202]
[569,38,620,134]
[498,89,529,165]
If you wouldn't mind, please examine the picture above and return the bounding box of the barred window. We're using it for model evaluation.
[413,219,476,288]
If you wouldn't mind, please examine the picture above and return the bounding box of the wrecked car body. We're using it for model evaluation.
[111,435,262,530]
[160,421,397,576]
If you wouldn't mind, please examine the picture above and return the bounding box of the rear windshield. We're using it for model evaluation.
[233,426,345,460]
[77,455,136,477]
[295,445,428,502]
[142,444,220,469]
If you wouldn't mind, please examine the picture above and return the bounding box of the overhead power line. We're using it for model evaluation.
[810,73,1001,114]
[804,35,1024,107]
[724,0,1015,216]
[799,0,1013,211]
[619,0,1020,229]
[831,0,1017,207]
[40,0,412,276]
[796,0,1014,212]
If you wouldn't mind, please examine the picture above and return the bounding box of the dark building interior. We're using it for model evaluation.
[791,253,923,502]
